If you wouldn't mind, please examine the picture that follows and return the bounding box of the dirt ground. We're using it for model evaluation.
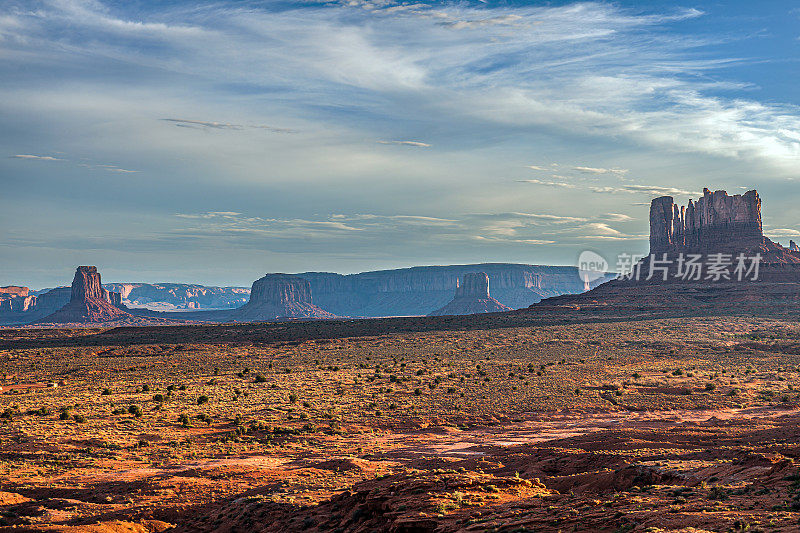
[2,315,800,532]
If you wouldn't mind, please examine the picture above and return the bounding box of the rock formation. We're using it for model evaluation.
[428,273,512,316]
[791,240,799,252]
[533,187,800,315]
[649,188,790,258]
[299,264,608,317]
[37,266,131,324]
[104,283,250,311]
[232,274,336,321]
[0,287,35,313]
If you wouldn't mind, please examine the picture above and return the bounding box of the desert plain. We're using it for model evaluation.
[2,314,800,532]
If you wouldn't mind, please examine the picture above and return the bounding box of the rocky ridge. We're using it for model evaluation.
[428,272,512,316]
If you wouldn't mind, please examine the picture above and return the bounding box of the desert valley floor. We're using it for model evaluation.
[3,314,800,532]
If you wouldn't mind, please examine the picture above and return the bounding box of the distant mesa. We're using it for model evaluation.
[0,286,35,313]
[428,272,512,316]
[231,274,336,322]
[36,266,132,324]
[791,240,800,252]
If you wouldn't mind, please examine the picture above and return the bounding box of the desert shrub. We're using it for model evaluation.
[288,393,298,403]
[59,410,71,420]
[414,388,422,396]
[254,374,267,383]
[178,413,190,426]
[128,405,143,417]
[73,414,86,423]
[101,388,112,396]
[142,384,150,392]
[179,384,187,391]
[705,383,716,391]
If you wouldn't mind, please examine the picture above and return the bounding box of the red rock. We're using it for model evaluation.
[233,274,336,321]
[649,188,793,260]
[36,266,132,324]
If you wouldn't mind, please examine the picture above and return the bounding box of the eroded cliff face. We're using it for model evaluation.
[300,264,607,317]
[232,274,335,321]
[454,272,491,299]
[0,287,33,314]
[428,272,513,317]
[650,188,766,254]
[104,283,249,310]
[37,266,131,324]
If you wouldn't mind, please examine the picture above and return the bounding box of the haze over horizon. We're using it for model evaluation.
[2,0,800,288]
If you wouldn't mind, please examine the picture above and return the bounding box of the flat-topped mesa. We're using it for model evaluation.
[0,286,35,314]
[233,274,336,321]
[428,272,512,316]
[650,188,764,255]
[250,274,313,307]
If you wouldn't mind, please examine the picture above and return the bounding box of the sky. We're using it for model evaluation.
[1,0,800,288]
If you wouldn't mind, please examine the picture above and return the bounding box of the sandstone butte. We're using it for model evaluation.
[36,266,131,324]
[231,273,337,321]
[534,187,800,313]
[428,272,513,316]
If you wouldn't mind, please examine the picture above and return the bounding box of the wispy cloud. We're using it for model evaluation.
[376,140,431,147]
[603,213,634,222]
[572,166,629,175]
[162,118,296,133]
[590,185,697,196]
[439,14,523,30]
[11,154,64,161]
[517,178,575,188]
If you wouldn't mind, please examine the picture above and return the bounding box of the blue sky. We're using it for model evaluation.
[1,0,800,287]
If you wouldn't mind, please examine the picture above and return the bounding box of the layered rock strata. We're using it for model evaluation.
[37,266,131,323]
[232,274,336,321]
